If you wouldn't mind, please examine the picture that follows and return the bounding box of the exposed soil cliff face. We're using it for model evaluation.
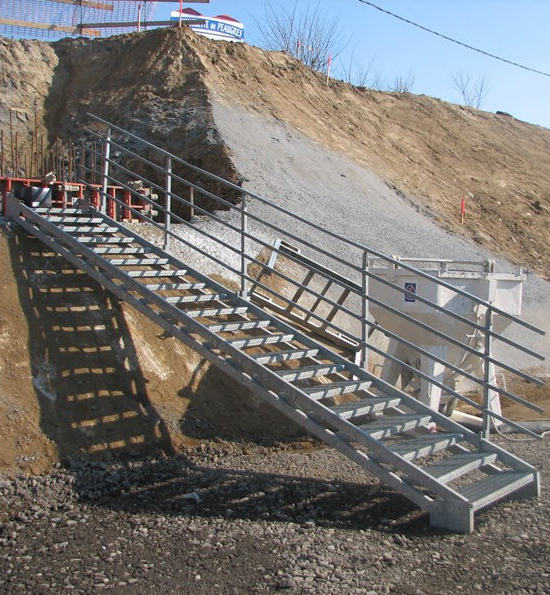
[0,37,57,173]
[0,227,301,474]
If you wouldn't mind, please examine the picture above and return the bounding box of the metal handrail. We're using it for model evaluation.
[86,113,545,334]
[81,115,546,439]
[84,131,545,364]
[72,178,546,426]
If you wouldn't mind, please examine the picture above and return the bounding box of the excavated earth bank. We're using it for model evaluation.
[1,25,550,595]
[0,24,549,469]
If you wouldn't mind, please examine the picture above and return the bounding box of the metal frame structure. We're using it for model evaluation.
[6,114,545,532]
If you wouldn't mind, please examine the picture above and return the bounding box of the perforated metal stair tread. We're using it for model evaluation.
[146,283,206,292]
[206,320,272,333]
[277,363,347,381]
[36,208,90,214]
[303,380,372,400]
[107,258,170,266]
[422,452,499,483]
[389,432,464,461]
[61,225,119,233]
[79,236,135,244]
[126,269,188,278]
[92,247,150,255]
[227,333,295,348]
[330,396,402,419]
[457,472,534,511]
[165,292,229,302]
[46,216,105,224]
[359,414,433,439]
[253,348,320,364]
[185,307,249,318]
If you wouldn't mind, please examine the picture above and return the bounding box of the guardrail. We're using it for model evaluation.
[81,113,546,440]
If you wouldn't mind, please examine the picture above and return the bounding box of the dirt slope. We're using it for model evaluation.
[2,27,549,273]
[1,27,549,472]
[197,36,550,277]
[0,225,302,474]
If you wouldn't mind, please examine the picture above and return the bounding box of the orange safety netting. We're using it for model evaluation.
[0,0,157,40]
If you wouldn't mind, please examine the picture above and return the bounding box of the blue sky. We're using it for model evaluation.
[155,0,550,129]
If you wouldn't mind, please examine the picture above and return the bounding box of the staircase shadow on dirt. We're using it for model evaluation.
[68,454,435,536]
[8,228,436,534]
[9,228,174,462]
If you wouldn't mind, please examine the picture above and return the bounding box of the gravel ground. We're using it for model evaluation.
[1,437,548,594]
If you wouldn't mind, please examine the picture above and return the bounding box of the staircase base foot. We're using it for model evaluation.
[503,471,541,503]
[429,501,474,534]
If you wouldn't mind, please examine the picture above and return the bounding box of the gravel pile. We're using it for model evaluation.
[148,99,550,368]
[1,437,548,594]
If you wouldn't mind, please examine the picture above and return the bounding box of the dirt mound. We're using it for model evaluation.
[197,36,550,277]
[2,27,549,272]
[1,27,549,472]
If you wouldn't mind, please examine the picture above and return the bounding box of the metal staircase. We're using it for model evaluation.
[8,200,540,533]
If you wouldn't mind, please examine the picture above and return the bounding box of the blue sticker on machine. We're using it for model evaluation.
[404,282,417,302]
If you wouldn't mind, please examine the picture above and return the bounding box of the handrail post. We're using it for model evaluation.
[482,308,494,441]
[100,128,111,215]
[164,156,172,251]
[361,250,369,369]
[240,193,248,299]
[189,186,195,220]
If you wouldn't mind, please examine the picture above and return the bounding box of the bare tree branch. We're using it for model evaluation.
[339,51,386,89]
[389,72,415,93]
[255,0,349,73]
[451,71,490,108]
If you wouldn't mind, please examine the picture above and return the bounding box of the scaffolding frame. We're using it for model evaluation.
[0,0,209,39]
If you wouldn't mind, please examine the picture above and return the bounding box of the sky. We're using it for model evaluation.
[153,0,550,129]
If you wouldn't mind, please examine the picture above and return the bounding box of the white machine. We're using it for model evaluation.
[366,258,525,427]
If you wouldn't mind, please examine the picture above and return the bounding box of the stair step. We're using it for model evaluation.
[167,293,228,303]
[253,348,320,364]
[61,225,118,234]
[37,208,90,214]
[389,432,464,462]
[457,472,534,511]
[92,247,150,255]
[107,258,170,266]
[47,216,104,224]
[330,396,402,420]
[360,414,433,439]
[278,363,346,381]
[79,236,135,244]
[227,333,295,349]
[422,452,499,483]
[303,380,372,400]
[126,269,188,278]
[206,320,272,333]
[148,283,206,293]
[186,307,249,318]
